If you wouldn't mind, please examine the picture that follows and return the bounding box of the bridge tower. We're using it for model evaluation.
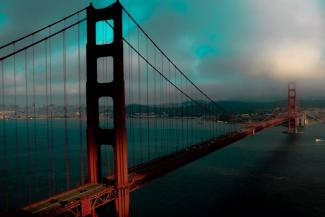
[288,82,298,134]
[86,1,129,217]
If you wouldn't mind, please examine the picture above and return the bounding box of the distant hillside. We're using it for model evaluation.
[2,99,324,118]
[125,99,325,116]
[125,100,285,117]
[299,100,325,108]
[215,100,285,114]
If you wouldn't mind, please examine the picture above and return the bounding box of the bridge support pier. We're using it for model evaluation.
[288,82,298,134]
[86,2,129,217]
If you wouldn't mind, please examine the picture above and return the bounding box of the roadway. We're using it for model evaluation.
[22,116,288,217]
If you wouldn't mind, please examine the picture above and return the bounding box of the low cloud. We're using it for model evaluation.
[1,0,325,100]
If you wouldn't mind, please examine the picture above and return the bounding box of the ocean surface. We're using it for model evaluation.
[130,123,325,217]
[1,120,325,216]
[0,118,234,211]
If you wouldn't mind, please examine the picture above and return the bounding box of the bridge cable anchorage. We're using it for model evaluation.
[0,7,87,50]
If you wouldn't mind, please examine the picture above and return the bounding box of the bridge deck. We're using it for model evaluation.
[22,117,287,217]
[23,184,107,215]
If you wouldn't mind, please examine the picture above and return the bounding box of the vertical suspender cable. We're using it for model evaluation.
[181,74,184,149]
[24,49,32,204]
[189,86,193,144]
[211,105,213,138]
[213,105,215,137]
[166,61,170,153]
[165,58,167,153]
[172,64,175,152]
[77,17,85,184]
[186,80,189,147]
[180,73,183,148]
[13,43,21,202]
[137,28,142,163]
[158,52,161,156]
[158,53,161,156]
[1,59,9,210]
[212,105,214,137]
[168,63,171,152]
[127,17,135,168]
[174,67,178,151]
[214,105,216,136]
[169,62,172,153]
[32,35,40,200]
[153,47,158,158]
[49,27,55,193]
[161,54,164,155]
[45,37,52,196]
[63,20,70,190]
[127,19,132,168]
[146,37,150,161]
[216,105,218,137]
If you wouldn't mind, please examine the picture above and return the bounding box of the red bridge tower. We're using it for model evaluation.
[288,82,298,134]
[86,1,129,217]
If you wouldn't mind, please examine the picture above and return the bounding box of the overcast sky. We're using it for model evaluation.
[1,0,325,100]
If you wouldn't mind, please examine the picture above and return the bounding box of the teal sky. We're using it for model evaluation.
[0,2,9,29]
[1,0,325,100]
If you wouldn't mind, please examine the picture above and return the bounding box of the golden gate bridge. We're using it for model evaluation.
[0,1,303,216]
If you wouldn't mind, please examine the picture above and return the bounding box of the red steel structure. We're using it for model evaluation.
[0,1,305,216]
[86,1,129,216]
[288,82,298,134]
[22,117,288,217]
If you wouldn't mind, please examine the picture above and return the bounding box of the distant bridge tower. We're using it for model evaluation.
[86,1,129,217]
[288,82,298,134]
